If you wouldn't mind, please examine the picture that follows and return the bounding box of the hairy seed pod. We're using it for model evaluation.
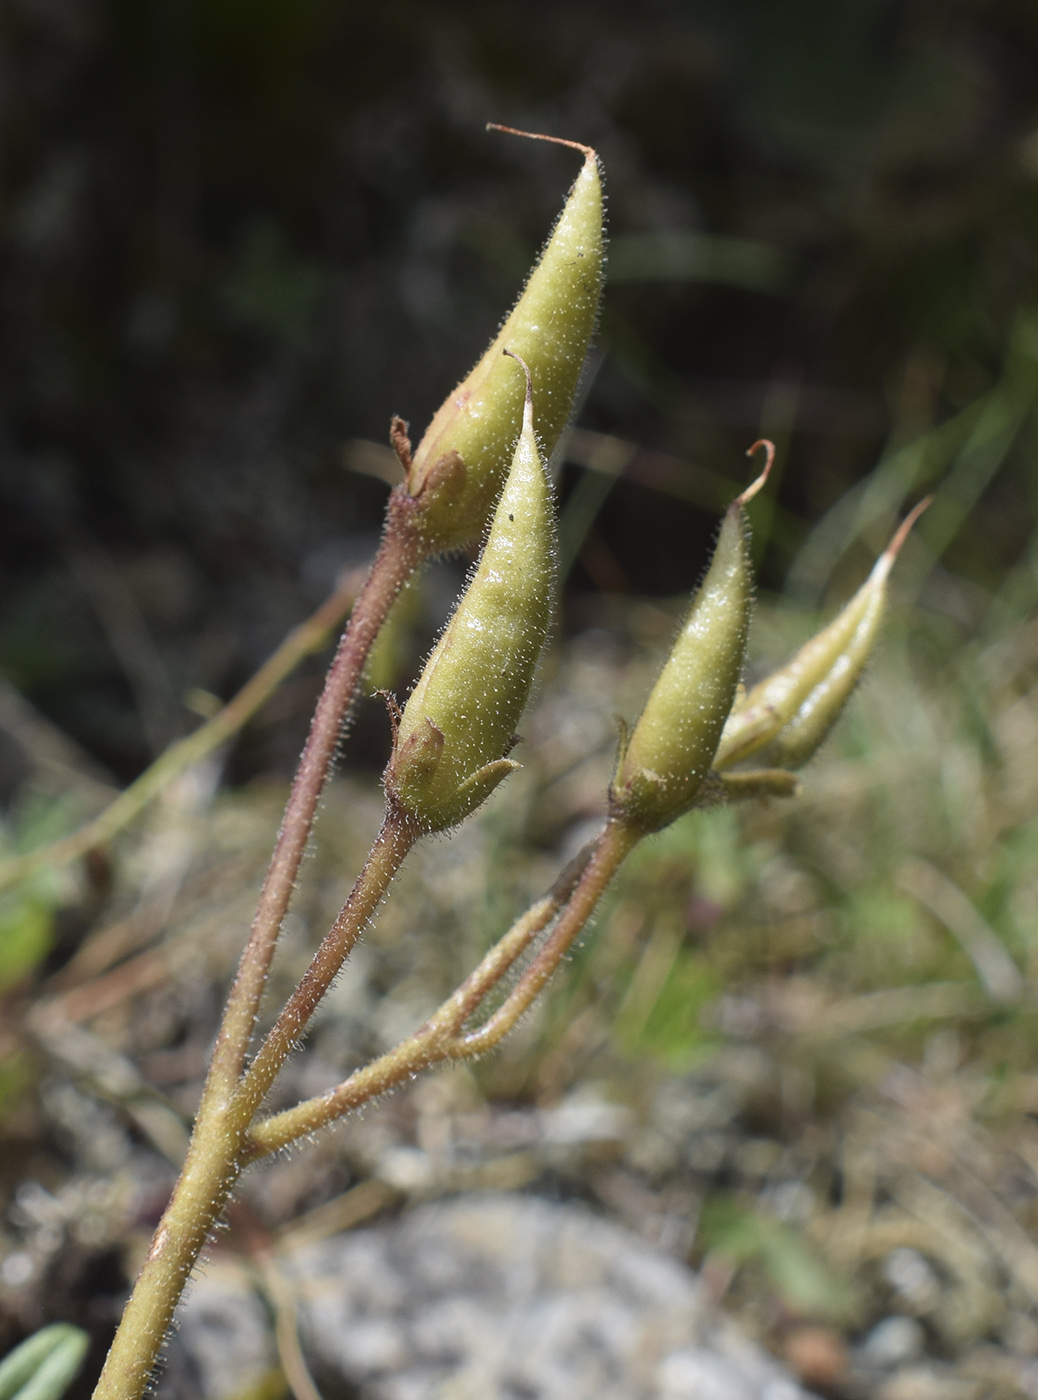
[386,353,555,832]
[611,444,773,834]
[753,498,930,771]
[407,128,604,553]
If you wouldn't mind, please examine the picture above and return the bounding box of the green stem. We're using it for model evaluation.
[208,493,424,1098]
[234,810,419,1116]
[451,818,638,1055]
[244,885,562,1157]
[90,1109,247,1400]
[246,820,639,1159]
[91,808,416,1400]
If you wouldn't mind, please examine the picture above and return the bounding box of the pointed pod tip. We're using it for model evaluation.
[884,494,932,562]
[736,439,775,509]
[871,494,933,585]
[486,122,597,164]
[503,347,534,427]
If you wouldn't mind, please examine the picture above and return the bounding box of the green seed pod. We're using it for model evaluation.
[611,444,773,834]
[713,571,883,769]
[386,352,555,831]
[406,127,604,553]
[755,498,930,771]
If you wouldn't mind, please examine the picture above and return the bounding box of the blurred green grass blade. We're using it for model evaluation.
[785,400,981,604]
[700,1197,856,1320]
[0,898,52,994]
[986,524,1038,634]
[562,428,805,562]
[558,468,619,580]
[787,310,1038,604]
[0,1325,90,1400]
[918,369,1038,566]
[619,946,719,1069]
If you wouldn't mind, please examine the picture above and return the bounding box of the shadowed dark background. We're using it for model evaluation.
[3,0,1038,786]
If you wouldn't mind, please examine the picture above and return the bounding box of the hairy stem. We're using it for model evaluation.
[92,803,418,1400]
[90,1105,250,1400]
[235,808,420,1116]
[244,886,563,1157]
[209,491,424,1097]
[245,821,637,1158]
[92,488,425,1400]
[450,819,638,1054]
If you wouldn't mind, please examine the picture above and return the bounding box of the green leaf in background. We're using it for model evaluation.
[0,897,52,995]
[0,791,84,993]
[0,1325,90,1400]
[622,948,719,1071]
[0,1054,32,1121]
[700,1195,856,1321]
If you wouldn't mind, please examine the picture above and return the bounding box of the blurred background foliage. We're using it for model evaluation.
[3,0,1038,781]
[6,1,1038,1396]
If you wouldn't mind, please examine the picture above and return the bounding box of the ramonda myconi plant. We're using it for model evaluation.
[89,134,925,1400]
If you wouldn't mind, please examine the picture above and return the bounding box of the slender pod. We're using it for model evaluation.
[407,127,604,552]
[754,498,930,770]
[715,496,930,768]
[611,443,773,833]
[386,352,556,831]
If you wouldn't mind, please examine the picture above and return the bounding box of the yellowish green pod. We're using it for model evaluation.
[386,353,555,831]
[406,128,604,553]
[713,577,882,769]
[756,498,930,771]
[611,445,773,834]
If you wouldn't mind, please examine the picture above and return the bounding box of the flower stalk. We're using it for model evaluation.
[91,801,421,1400]
[88,118,919,1400]
[246,822,637,1154]
[209,498,426,1097]
[93,333,569,1400]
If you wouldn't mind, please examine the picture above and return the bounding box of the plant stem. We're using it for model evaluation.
[93,481,425,1400]
[90,1106,249,1400]
[92,804,417,1400]
[450,818,639,1054]
[234,809,419,1115]
[208,492,424,1097]
[245,820,638,1158]
[243,886,563,1157]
